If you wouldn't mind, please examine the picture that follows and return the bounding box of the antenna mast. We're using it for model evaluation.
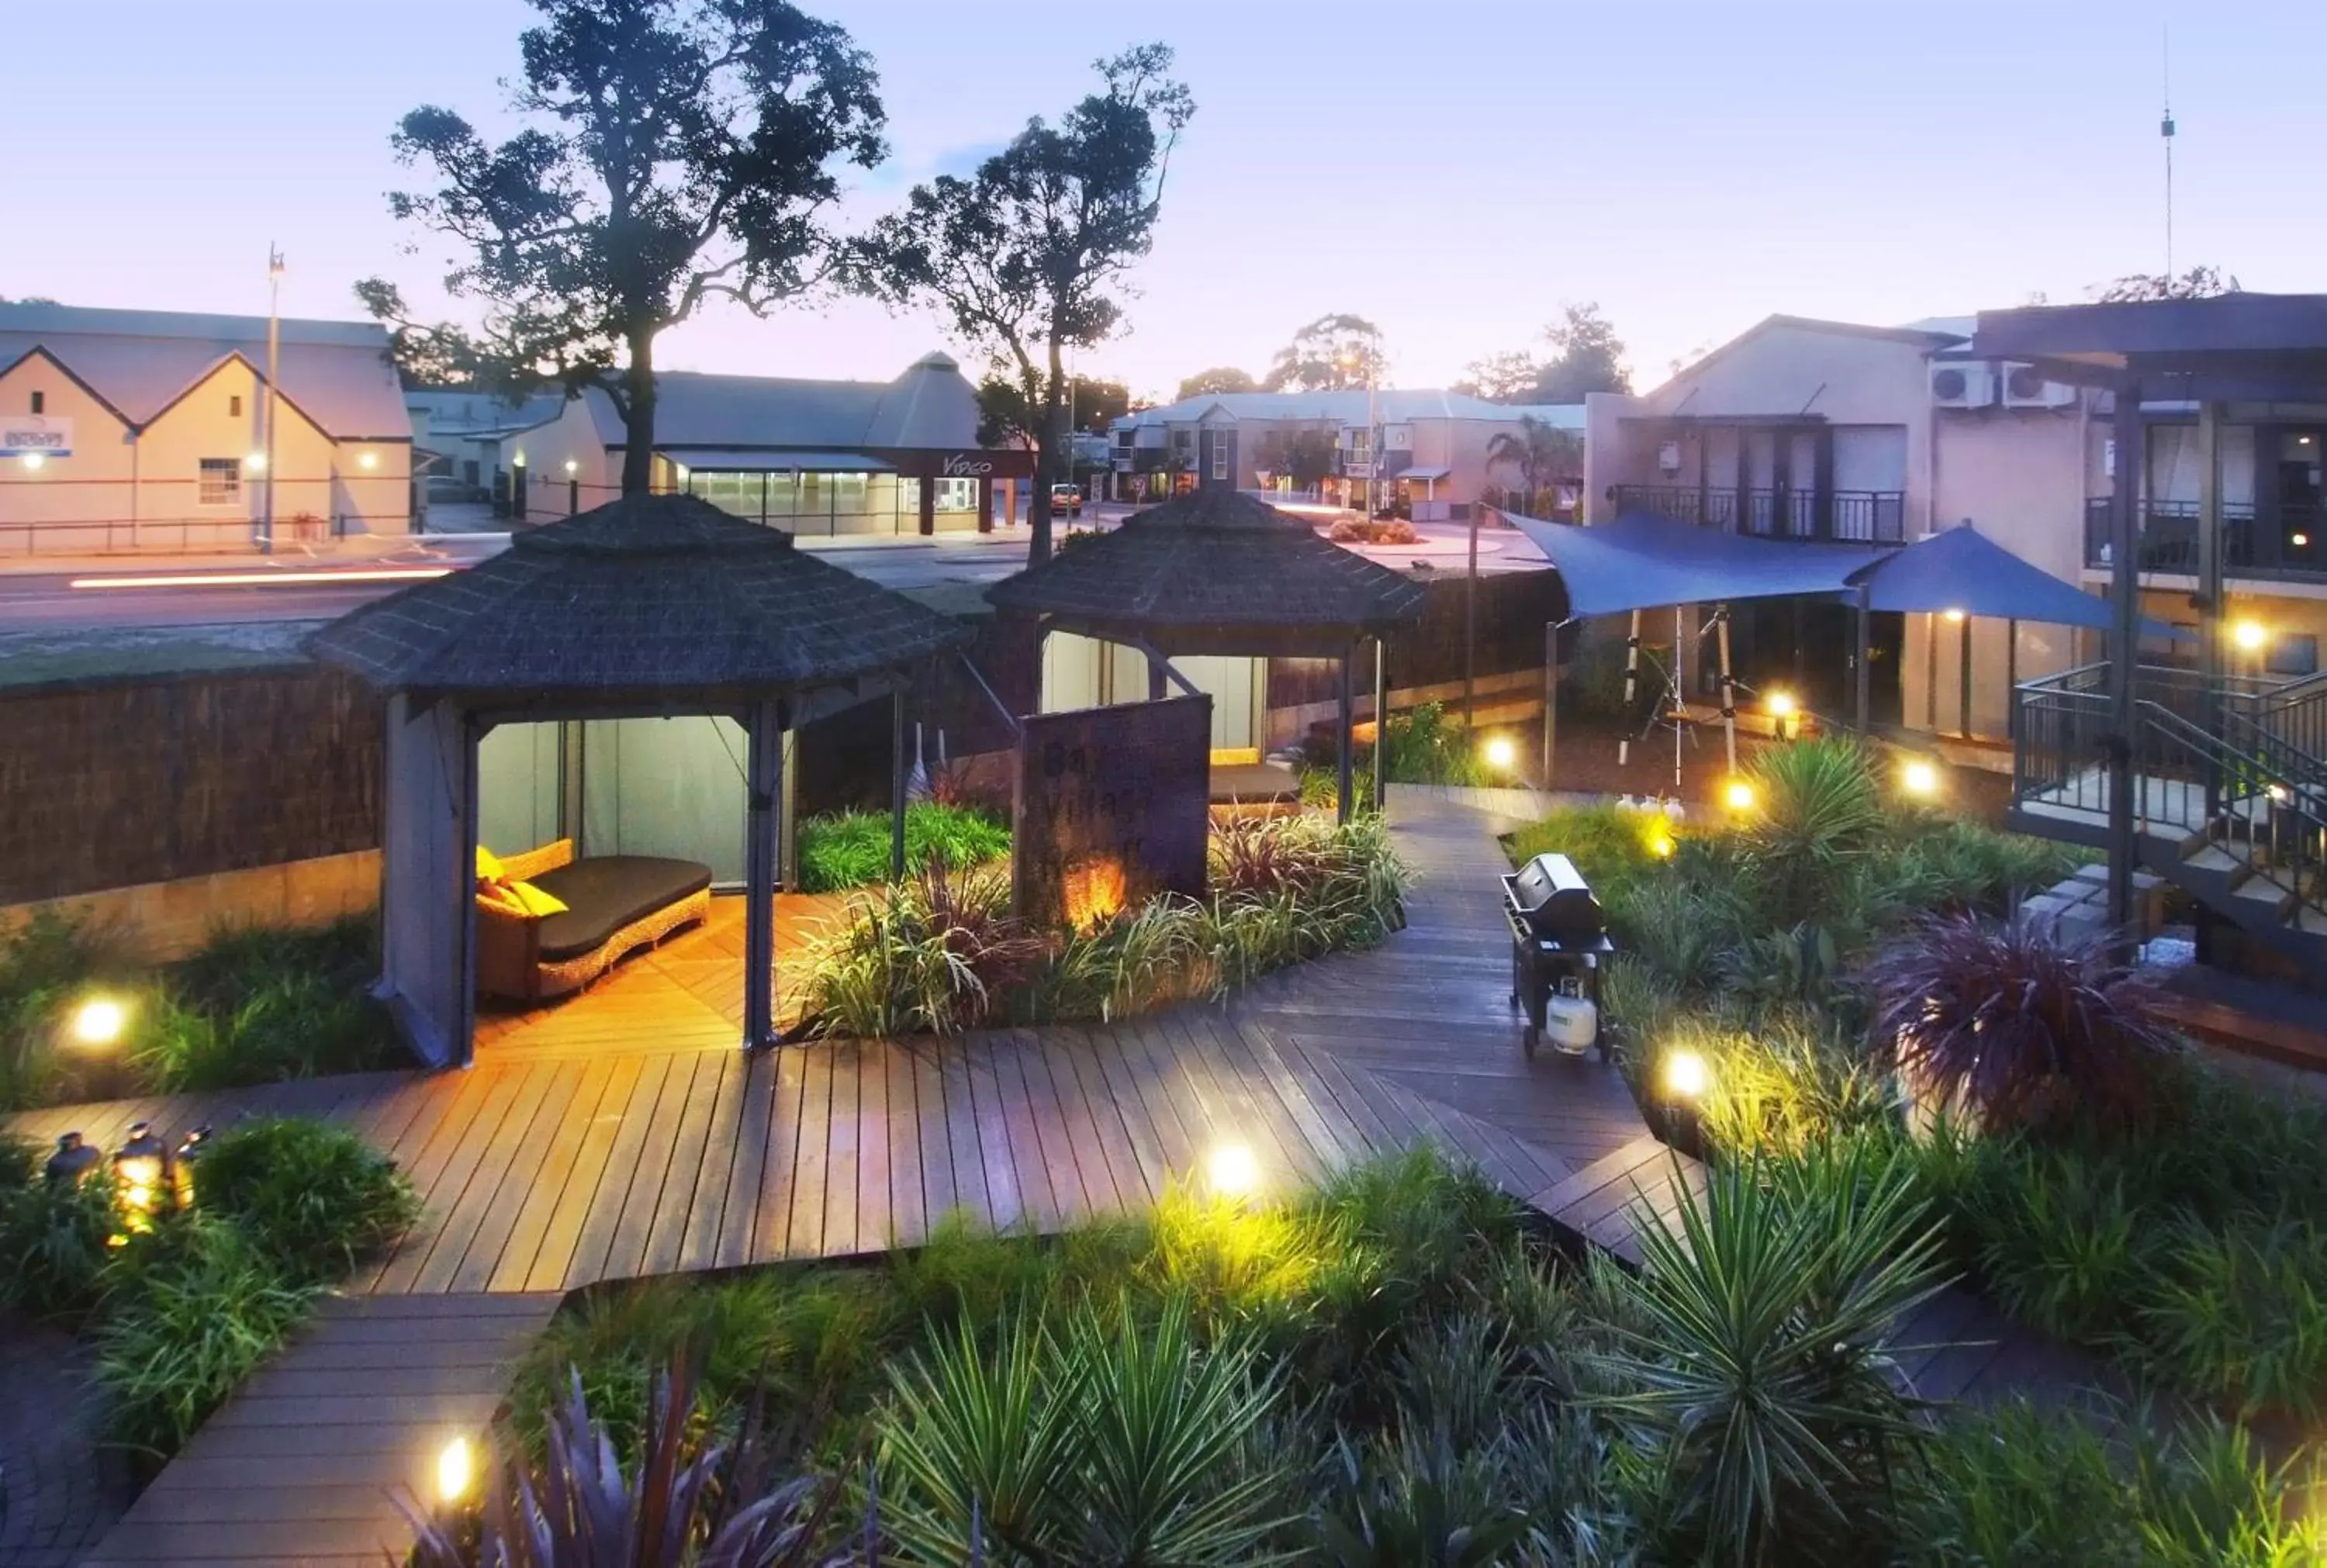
[2160,26,2177,278]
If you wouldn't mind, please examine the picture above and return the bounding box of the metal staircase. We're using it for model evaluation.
[2011,664,2327,959]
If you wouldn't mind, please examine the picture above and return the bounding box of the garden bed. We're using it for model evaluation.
[410,1145,2321,1565]
[1512,734,2327,1437]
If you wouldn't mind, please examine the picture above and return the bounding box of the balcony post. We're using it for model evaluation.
[2198,400,2225,819]
[2104,389,2143,946]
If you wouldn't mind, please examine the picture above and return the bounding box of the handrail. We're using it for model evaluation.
[2135,699,2325,922]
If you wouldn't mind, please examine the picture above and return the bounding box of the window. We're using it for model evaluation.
[229,394,243,417]
[835,472,868,503]
[1210,436,1229,481]
[2267,634,2320,679]
[934,476,978,511]
[1171,428,1194,454]
[28,391,43,414]
[197,458,243,506]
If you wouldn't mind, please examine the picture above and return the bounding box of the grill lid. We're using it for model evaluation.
[1509,851,1606,945]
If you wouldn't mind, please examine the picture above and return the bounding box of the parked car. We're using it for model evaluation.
[1049,482,1084,516]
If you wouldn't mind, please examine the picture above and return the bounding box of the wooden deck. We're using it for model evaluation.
[21,787,2111,1563]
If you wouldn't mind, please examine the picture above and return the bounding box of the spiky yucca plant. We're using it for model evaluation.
[1869,912,2176,1138]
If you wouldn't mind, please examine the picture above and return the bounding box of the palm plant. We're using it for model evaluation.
[1739,736,1886,924]
[1585,1141,1948,1564]
[1868,911,2176,1138]
[1482,414,1581,509]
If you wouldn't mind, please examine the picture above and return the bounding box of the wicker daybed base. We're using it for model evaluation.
[476,839,714,1003]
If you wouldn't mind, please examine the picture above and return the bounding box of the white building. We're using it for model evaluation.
[0,303,413,554]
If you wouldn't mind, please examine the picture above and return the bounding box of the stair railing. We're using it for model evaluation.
[2137,700,2327,926]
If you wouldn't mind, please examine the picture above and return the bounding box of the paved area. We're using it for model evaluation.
[0,1315,138,1568]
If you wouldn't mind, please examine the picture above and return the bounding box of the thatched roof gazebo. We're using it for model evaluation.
[986,489,1428,819]
[307,494,967,1062]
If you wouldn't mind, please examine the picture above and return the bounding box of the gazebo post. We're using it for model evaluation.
[742,699,781,1049]
[890,688,909,883]
[1371,637,1388,813]
[1336,646,1357,826]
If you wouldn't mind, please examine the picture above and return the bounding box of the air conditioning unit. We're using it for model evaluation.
[2000,362,2078,409]
[1929,361,1995,409]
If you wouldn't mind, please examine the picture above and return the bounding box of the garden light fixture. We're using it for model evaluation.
[1648,831,1675,858]
[1663,1049,1710,1100]
[1205,1143,1260,1200]
[1900,758,1941,800]
[112,1122,169,1217]
[1481,734,1518,773]
[173,1124,212,1207]
[2232,619,2268,652]
[70,996,127,1048]
[44,1131,101,1187]
[1765,688,1797,740]
[437,1435,475,1504]
[1722,779,1756,813]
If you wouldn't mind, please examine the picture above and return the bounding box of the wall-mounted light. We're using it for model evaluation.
[563,458,579,476]
[20,451,45,471]
[1941,607,1966,624]
[2232,619,2269,653]
[512,451,527,469]
[244,452,268,473]
[358,451,379,471]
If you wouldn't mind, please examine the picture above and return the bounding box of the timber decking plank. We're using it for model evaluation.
[600,1049,698,1282]
[562,1052,678,1288]
[677,1046,751,1273]
[787,1045,832,1258]
[444,1059,592,1293]
[854,1039,893,1255]
[761,1042,808,1261]
[522,1051,643,1292]
[949,1043,1015,1231]
[912,1045,961,1232]
[884,1043,928,1250]
[713,1047,780,1269]
[821,1040,863,1255]
[1080,1024,1170,1200]
[372,1062,538,1295]
[1039,1028,1130,1217]
[980,1034,1056,1230]
[639,1045,725,1277]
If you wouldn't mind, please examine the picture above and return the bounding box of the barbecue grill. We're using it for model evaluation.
[1502,851,1613,1058]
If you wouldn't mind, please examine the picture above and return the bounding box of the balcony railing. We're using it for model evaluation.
[1613,484,1906,544]
[2082,499,2327,585]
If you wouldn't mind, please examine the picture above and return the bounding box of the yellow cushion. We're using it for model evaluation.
[475,882,525,917]
[476,845,506,882]
[503,879,569,917]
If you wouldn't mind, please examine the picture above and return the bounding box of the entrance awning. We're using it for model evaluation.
[1503,509,1885,618]
[1846,524,2111,627]
[659,448,896,472]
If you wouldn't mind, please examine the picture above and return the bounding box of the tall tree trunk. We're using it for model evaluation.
[620,323,658,497]
[1028,337,1067,566]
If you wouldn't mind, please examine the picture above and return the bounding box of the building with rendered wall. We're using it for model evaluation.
[0,303,413,553]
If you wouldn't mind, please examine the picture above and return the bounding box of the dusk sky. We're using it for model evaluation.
[5,1,2318,401]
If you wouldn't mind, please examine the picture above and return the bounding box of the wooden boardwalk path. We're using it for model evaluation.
[17,786,2106,1563]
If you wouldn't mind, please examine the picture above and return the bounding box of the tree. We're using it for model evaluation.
[2094,264,2242,302]
[1174,365,1257,402]
[375,0,886,496]
[976,373,1131,447]
[352,279,485,389]
[1484,413,1582,501]
[1533,302,1630,401]
[1253,423,1338,490]
[1451,350,1544,402]
[850,44,1194,565]
[1264,313,1385,392]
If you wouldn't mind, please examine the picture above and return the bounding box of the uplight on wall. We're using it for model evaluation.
[1481,734,1518,773]
[1941,607,1966,624]
[71,996,128,1048]
[563,458,579,476]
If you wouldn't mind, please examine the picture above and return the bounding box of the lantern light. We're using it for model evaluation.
[1205,1143,1260,1200]
[71,996,128,1048]
[1663,1050,1711,1100]
[44,1131,102,1188]
[174,1124,213,1207]
[437,1435,475,1504]
[112,1122,169,1215]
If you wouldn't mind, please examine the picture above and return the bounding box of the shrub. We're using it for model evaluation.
[803,861,1048,1038]
[92,1213,320,1458]
[1739,736,1886,923]
[0,907,135,1110]
[1869,912,2176,1138]
[192,1117,420,1281]
[796,803,1011,894]
[0,1171,119,1318]
[2138,1213,2327,1422]
[1585,1138,1946,1563]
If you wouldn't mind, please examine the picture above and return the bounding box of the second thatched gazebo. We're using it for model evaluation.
[306,494,967,1062]
[986,489,1428,820]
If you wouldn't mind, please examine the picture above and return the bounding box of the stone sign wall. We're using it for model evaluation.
[1012,694,1212,927]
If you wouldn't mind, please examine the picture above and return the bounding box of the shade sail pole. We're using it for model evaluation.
[1371,637,1388,813]
[1672,606,1685,794]
[2104,388,2142,946]
[1542,621,1558,789]
[1854,583,1872,733]
[1715,603,1737,775]
[1618,610,1643,766]
[1337,648,1357,827]
[890,689,908,884]
[742,699,780,1049]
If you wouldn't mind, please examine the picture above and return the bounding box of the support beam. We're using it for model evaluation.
[742,699,780,1048]
[1336,648,1357,826]
[1372,637,1388,813]
[1957,612,1974,738]
[2197,399,2225,819]
[890,688,908,883]
[1541,623,1558,790]
[1853,584,1872,734]
[1617,610,1643,766]
[2105,389,2144,943]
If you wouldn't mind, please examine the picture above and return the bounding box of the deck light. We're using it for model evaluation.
[113,1122,168,1217]
[71,996,128,1048]
[1663,1050,1710,1100]
[20,451,44,471]
[437,1435,475,1504]
[1765,689,1797,719]
[1205,1143,1260,1200]
[1648,831,1675,858]
[2232,619,2268,652]
[1722,779,1757,813]
[1481,734,1518,772]
[173,1124,212,1207]
[1900,758,1941,799]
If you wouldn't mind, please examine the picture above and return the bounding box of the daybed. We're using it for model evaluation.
[475,838,713,1003]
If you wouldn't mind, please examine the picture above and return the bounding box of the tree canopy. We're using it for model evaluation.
[1264,313,1385,392]
[1174,366,1258,402]
[977,374,1132,447]
[2094,265,2242,302]
[1454,302,1632,404]
[374,0,887,494]
[1485,413,1583,499]
[849,43,1193,564]
[352,279,485,390]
